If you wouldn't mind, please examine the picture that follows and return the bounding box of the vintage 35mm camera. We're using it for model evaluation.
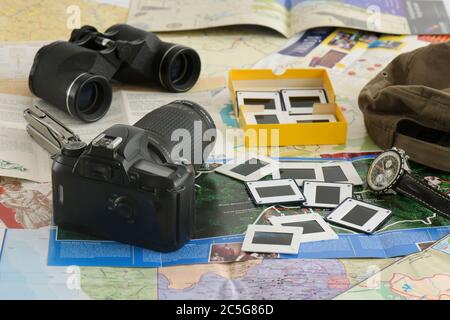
[51,101,216,252]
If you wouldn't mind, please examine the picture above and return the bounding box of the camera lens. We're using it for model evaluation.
[67,73,112,122]
[134,100,216,170]
[159,46,201,93]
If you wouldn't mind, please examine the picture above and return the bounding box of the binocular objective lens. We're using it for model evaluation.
[160,46,201,92]
[66,74,112,122]
[170,54,189,84]
[77,82,99,114]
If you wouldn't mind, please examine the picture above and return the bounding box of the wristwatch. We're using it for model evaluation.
[367,148,450,219]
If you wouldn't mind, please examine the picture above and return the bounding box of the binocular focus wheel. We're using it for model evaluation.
[69,25,98,42]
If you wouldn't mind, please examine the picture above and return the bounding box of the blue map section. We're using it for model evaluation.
[46,226,450,268]
[220,103,239,127]
[286,226,450,259]
[279,28,334,57]
[0,229,84,299]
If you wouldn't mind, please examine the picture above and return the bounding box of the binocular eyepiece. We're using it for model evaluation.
[29,24,202,122]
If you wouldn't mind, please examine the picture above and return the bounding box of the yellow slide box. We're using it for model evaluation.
[228,69,348,147]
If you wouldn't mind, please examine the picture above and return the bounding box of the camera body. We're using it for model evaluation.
[52,100,216,252]
[29,24,201,122]
[52,125,195,252]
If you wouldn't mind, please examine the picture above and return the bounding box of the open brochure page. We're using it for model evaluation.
[0,94,52,182]
[0,42,49,96]
[127,0,290,36]
[0,42,48,79]
[127,0,450,36]
[289,1,411,36]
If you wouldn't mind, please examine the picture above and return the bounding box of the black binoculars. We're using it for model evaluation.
[29,24,201,122]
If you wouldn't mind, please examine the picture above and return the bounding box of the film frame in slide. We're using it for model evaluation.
[242,110,291,125]
[269,213,338,243]
[272,162,325,185]
[214,154,279,182]
[237,91,283,116]
[241,224,304,254]
[246,179,305,205]
[281,89,328,115]
[325,198,392,234]
[321,162,364,186]
[302,181,353,208]
[288,114,336,124]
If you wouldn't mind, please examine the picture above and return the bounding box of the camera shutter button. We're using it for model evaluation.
[112,196,135,222]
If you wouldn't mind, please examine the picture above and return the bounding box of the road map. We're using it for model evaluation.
[45,157,450,267]
[0,0,128,42]
[335,234,450,300]
[127,0,450,36]
[0,228,399,299]
[158,258,395,300]
[0,227,447,299]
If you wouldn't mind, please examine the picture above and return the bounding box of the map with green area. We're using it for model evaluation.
[196,158,450,237]
[57,157,450,242]
[194,171,262,238]
[352,159,450,232]
[80,267,158,300]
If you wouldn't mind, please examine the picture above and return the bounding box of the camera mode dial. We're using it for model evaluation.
[62,141,87,157]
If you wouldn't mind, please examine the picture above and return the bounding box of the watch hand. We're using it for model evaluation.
[375,163,385,173]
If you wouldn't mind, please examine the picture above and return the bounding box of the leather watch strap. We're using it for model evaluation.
[395,173,450,219]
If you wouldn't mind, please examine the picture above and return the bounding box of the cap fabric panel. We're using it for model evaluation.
[359,42,450,171]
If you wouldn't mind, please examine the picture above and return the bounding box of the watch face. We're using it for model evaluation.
[367,150,402,192]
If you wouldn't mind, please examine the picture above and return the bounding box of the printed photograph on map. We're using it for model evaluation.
[209,242,279,263]
[368,40,404,49]
[358,33,379,44]
[309,50,347,68]
[0,177,52,229]
[279,28,334,57]
[327,31,359,51]
[415,241,435,251]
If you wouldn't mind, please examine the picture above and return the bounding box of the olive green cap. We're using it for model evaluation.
[359,42,450,172]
